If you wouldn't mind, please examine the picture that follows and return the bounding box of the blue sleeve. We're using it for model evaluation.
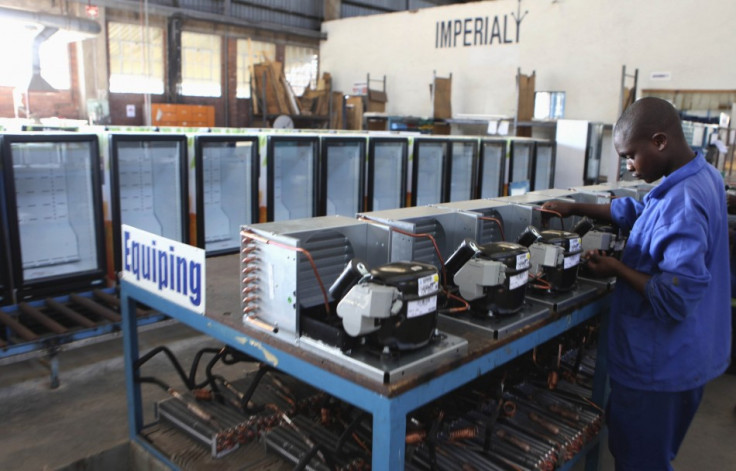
[610,197,644,231]
[645,212,711,322]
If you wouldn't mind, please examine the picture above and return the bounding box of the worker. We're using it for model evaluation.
[542,97,731,470]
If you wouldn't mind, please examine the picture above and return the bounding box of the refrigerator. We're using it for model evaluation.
[532,139,556,191]
[0,133,106,300]
[367,136,408,211]
[267,134,319,221]
[194,134,260,255]
[318,135,367,217]
[411,137,449,206]
[109,133,189,272]
[508,139,535,194]
[478,138,507,198]
[447,138,479,201]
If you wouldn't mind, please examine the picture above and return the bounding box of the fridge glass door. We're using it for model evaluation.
[117,140,184,240]
[372,140,405,210]
[449,141,475,201]
[511,143,531,183]
[325,141,362,217]
[273,139,315,221]
[415,141,445,206]
[10,140,99,282]
[534,144,554,191]
[480,141,504,198]
[201,139,255,252]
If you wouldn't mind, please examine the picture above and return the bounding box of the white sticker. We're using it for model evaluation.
[614,239,626,251]
[509,272,529,290]
[516,253,530,270]
[407,296,437,318]
[418,274,439,296]
[569,237,582,253]
[564,253,581,269]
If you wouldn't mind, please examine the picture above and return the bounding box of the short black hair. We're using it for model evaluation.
[615,97,685,142]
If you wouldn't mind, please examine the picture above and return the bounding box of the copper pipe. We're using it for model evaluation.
[529,411,560,435]
[241,231,331,315]
[449,427,477,440]
[405,430,426,444]
[478,216,506,241]
[496,429,531,452]
[243,314,278,333]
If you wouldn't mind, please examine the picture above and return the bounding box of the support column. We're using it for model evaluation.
[324,0,341,21]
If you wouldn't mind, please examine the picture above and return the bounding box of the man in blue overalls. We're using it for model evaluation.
[543,97,731,470]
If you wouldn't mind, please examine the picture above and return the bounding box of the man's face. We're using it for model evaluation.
[614,131,666,183]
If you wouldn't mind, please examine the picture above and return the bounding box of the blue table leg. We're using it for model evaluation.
[585,307,610,471]
[121,286,143,438]
[373,398,407,470]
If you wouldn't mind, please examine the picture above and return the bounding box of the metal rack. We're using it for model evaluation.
[121,254,610,470]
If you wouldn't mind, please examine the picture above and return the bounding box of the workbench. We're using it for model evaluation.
[122,253,610,470]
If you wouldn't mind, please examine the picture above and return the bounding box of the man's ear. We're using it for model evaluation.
[652,132,667,150]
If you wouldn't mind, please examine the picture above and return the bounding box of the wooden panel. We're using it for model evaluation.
[151,103,215,127]
[433,77,452,119]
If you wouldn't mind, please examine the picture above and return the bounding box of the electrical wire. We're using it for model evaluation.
[241,230,331,315]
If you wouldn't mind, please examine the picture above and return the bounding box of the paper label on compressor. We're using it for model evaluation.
[418,273,440,296]
[407,296,437,318]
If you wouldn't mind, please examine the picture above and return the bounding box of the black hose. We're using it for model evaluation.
[134,346,192,389]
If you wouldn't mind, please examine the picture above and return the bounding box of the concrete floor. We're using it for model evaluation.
[1,322,735,471]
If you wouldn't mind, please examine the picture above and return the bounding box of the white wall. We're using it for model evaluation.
[320,0,736,123]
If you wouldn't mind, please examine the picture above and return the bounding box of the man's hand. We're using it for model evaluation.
[541,201,576,218]
[584,250,621,278]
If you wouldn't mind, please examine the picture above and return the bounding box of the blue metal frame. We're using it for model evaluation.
[121,278,610,470]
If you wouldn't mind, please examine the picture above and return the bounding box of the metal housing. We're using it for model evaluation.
[240,216,390,340]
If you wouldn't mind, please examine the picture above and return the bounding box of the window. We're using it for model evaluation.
[236,39,276,99]
[181,31,221,97]
[0,19,70,90]
[284,45,318,96]
[108,22,164,94]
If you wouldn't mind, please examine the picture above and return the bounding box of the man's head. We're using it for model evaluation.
[614,97,692,183]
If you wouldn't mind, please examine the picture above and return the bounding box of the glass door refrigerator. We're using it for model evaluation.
[109,133,189,272]
[367,136,408,211]
[508,138,535,194]
[447,137,479,201]
[478,138,507,198]
[194,135,260,256]
[411,136,450,206]
[0,133,106,301]
[266,134,319,221]
[531,139,556,191]
[318,135,366,217]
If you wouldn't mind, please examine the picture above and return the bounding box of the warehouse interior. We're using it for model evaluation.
[0,0,735,470]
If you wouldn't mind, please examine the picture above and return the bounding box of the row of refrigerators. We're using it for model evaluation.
[0,128,557,306]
